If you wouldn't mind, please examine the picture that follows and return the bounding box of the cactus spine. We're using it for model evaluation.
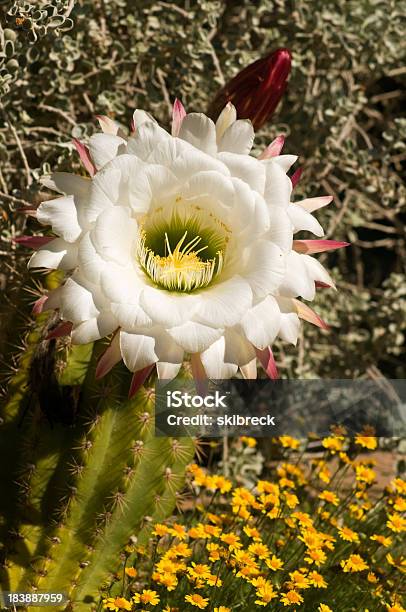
[0,315,195,611]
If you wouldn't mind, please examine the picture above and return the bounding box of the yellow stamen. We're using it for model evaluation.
[137,230,224,292]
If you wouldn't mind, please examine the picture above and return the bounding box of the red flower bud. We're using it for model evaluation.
[209,48,292,129]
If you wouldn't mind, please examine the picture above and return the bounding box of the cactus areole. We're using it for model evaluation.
[25,100,347,391]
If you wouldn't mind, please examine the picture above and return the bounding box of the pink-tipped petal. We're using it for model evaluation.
[32,295,48,315]
[72,138,96,176]
[293,299,329,330]
[258,135,285,160]
[172,98,186,137]
[296,195,333,213]
[95,334,122,380]
[191,353,209,397]
[290,166,303,189]
[46,321,73,340]
[293,240,350,255]
[96,114,119,135]
[128,364,154,399]
[13,235,54,249]
[256,347,279,380]
[315,280,333,289]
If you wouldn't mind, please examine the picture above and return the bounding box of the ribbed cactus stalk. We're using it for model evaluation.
[0,312,195,611]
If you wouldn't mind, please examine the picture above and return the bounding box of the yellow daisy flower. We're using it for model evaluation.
[133,590,160,606]
[322,436,344,453]
[279,436,300,449]
[387,512,406,533]
[340,554,368,573]
[187,563,212,581]
[184,594,209,609]
[304,548,327,567]
[308,570,327,588]
[280,590,304,606]
[338,525,359,543]
[370,534,392,547]
[355,434,377,450]
[103,598,132,611]
[152,523,170,537]
[319,490,339,506]
[255,581,278,606]
[266,554,284,571]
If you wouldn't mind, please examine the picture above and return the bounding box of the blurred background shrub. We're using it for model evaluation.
[0,0,405,378]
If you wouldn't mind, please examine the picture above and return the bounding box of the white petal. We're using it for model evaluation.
[37,196,81,243]
[217,152,266,194]
[140,287,197,327]
[132,109,157,129]
[42,172,90,197]
[183,171,234,206]
[178,113,217,156]
[110,302,152,330]
[288,203,324,236]
[77,232,105,285]
[240,358,257,379]
[266,206,293,251]
[157,362,182,381]
[218,119,254,155]
[154,327,184,364]
[128,164,179,213]
[119,331,158,372]
[276,297,301,344]
[245,241,285,297]
[200,336,238,379]
[302,254,335,288]
[28,238,78,271]
[271,155,298,172]
[100,265,142,304]
[194,277,252,328]
[279,313,301,344]
[295,195,333,213]
[91,206,136,265]
[170,142,230,181]
[87,133,126,170]
[127,122,170,161]
[263,161,292,208]
[278,251,315,300]
[82,167,120,225]
[41,286,62,311]
[97,115,122,135]
[167,321,223,354]
[59,277,99,323]
[240,295,281,350]
[215,102,237,143]
[71,312,117,344]
[224,328,256,366]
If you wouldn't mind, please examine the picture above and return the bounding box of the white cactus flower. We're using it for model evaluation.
[23,100,348,394]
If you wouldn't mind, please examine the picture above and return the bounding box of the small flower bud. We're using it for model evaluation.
[209,48,292,129]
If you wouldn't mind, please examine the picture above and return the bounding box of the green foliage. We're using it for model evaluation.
[0,1,74,97]
[0,0,405,378]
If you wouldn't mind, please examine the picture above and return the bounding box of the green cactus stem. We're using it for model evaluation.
[0,320,195,611]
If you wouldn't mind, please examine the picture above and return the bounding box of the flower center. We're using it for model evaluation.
[136,211,229,292]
